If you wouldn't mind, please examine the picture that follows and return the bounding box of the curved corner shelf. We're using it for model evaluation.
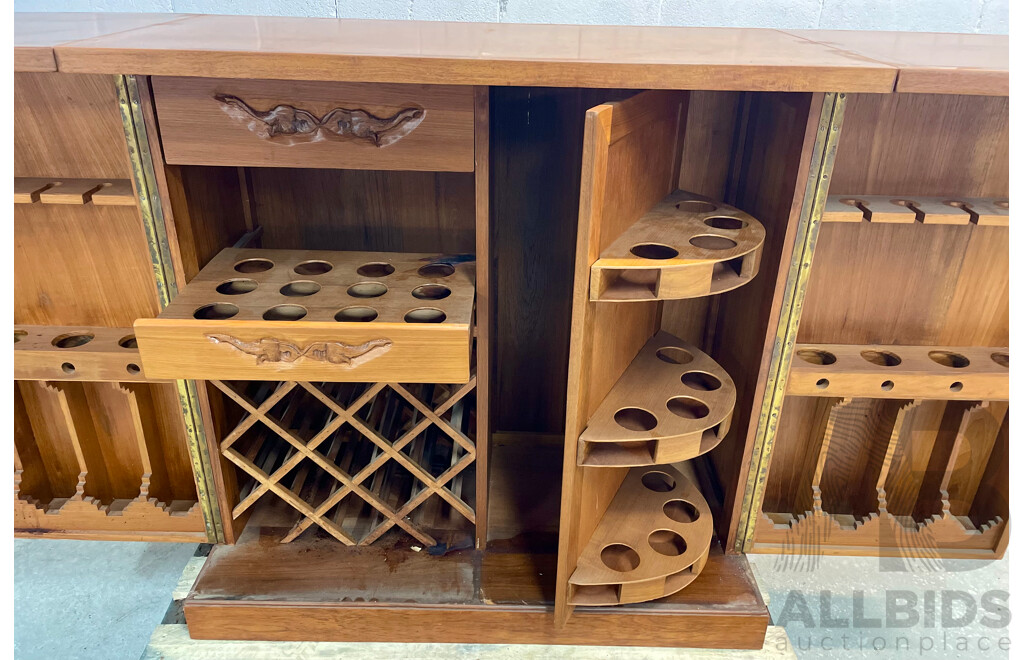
[568,463,713,606]
[578,331,735,467]
[789,343,1008,400]
[14,325,157,382]
[589,190,765,302]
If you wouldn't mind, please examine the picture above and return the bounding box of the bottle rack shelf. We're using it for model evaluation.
[578,331,735,467]
[755,396,1008,558]
[569,463,713,606]
[15,325,158,382]
[589,191,765,302]
[134,248,475,383]
[822,195,1008,226]
[214,375,477,547]
[14,379,205,541]
[14,177,136,206]
[789,343,1008,400]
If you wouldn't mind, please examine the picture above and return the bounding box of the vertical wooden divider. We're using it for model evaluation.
[81,382,147,501]
[122,382,171,503]
[943,401,1009,517]
[809,397,847,515]
[874,400,922,517]
[556,90,688,627]
[45,382,90,502]
[474,85,490,550]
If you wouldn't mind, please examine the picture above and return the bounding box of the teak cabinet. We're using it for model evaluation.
[13,13,1008,650]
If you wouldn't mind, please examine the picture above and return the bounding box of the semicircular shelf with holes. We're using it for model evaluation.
[578,331,735,467]
[568,462,713,606]
[589,190,766,302]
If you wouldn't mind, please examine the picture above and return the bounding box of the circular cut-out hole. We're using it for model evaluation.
[995,200,1009,210]
[839,198,864,207]
[891,199,918,207]
[193,303,239,320]
[118,335,138,349]
[676,200,717,213]
[630,243,679,260]
[234,258,274,273]
[664,500,700,524]
[667,396,710,420]
[949,381,963,393]
[943,199,970,210]
[412,284,452,300]
[348,282,388,298]
[641,471,676,492]
[680,371,722,391]
[263,305,307,321]
[600,544,640,572]
[648,530,687,557]
[703,216,746,230]
[797,348,837,365]
[404,308,446,323]
[881,380,895,391]
[816,378,830,390]
[614,407,657,431]
[14,330,26,343]
[991,352,1009,368]
[861,350,902,367]
[656,347,693,365]
[929,351,970,368]
[418,263,455,278]
[689,235,737,250]
[335,306,378,322]
[61,362,76,375]
[280,281,321,297]
[52,333,94,348]
[126,363,141,376]
[356,262,395,277]
[293,260,333,276]
[216,278,258,295]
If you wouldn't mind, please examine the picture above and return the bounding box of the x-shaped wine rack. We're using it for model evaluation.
[212,376,477,546]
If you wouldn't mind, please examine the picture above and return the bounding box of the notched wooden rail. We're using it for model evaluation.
[14,177,136,206]
[822,195,1008,226]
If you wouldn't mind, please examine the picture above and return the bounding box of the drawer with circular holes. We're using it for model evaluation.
[132,248,475,383]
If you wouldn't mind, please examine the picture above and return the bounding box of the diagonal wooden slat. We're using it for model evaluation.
[391,380,477,454]
[209,380,297,450]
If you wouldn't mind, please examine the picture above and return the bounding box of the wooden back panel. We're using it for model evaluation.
[556,90,686,626]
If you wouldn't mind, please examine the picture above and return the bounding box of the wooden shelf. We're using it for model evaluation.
[789,343,1008,400]
[822,195,1008,226]
[14,177,135,206]
[14,379,206,541]
[15,325,160,382]
[568,463,713,606]
[213,377,477,547]
[754,396,1008,558]
[589,191,765,301]
[182,499,766,647]
[578,331,734,467]
[134,248,475,383]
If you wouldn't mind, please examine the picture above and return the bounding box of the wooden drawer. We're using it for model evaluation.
[133,248,474,383]
[151,77,476,172]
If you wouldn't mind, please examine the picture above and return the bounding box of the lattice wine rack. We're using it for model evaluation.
[213,376,477,546]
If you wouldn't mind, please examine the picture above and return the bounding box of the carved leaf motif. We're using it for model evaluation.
[214,94,425,147]
[206,335,392,367]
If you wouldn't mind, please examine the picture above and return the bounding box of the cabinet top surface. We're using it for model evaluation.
[15,12,1007,95]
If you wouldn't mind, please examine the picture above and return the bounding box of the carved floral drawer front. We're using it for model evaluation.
[151,77,476,172]
[133,248,474,383]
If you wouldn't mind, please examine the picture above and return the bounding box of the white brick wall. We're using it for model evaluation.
[13,0,1008,34]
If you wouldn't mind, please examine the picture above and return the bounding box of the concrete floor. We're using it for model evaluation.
[13,539,1010,659]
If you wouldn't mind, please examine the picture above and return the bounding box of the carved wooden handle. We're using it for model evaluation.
[206,335,393,367]
[214,94,425,147]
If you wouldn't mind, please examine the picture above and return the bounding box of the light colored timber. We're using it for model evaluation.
[14,178,136,207]
[591,191,765,301]
[569,463,713,606]
[14,325,159,382]
[133,248,474,383]
[789,343,1008,400]
[150,77,475,172]
[822,195,1008,225]
[578,330,735,467]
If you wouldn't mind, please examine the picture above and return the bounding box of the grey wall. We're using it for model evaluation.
[13,0,1010,34]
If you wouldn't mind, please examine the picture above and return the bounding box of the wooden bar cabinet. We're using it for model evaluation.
[13,13,1008,649]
